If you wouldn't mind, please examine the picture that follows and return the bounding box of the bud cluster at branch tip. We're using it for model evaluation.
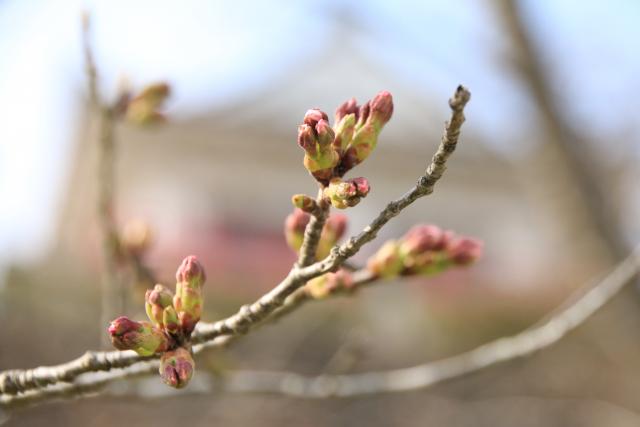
[367,225,483,279]
[108,255,206,388]
[323,177,370,209]
[296,91,393,187]
[124,82,171,125]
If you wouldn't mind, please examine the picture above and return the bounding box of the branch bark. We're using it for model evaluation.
[0,85,470,408]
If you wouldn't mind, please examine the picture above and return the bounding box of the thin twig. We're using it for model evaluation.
[217,245,640,398]
[83,15,126,347]
[4,244,638,408]
[0,85,470,406]
[297,190,330,267]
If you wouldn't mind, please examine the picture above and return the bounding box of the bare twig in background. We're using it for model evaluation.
[3,244,638,408]
[0,85,471,408]
[496,0,628,263]
[217,246,640,398]
[82,16,126,348]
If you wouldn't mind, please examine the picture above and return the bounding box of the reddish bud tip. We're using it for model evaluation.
[315,119,335,147]
[176,255,206,287]
[447,237,483,265]
[401,225,447,255]
[351,177,370,197]
[303,109,329,127]
[335,98,360,123]
[160,348,195,389]
[370,91,394,124]
[297,124,317,155]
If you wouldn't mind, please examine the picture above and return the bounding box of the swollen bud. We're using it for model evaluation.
[340,91,394,173]
[316,213,348,259]
[367,240,404,279]
[323,177,370,209]
[145,284,174,327]
[284,209,310,253]
[446,237,483,265]
[159,347,194,389]
[174,256,206,336]
[306,270,354,299]
[107,316,171,356]
[297,110,340,183]
[125,82,171,125]
[292,194,317,213]
[176,255,206,289]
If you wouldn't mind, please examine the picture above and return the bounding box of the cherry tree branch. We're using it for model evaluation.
[0,85,471,408]
[3,244,638,409]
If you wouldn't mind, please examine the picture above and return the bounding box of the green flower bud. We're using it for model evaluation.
[306,270,353,299]
[284,209,310,253]
[367,240,404,279]
[162,305,181,335]
[159,347,194,389]
[174,256,206,336]
[107,316,171,356]
[291,194,317,213]
[323,177,370,209]
[339,91,393,173]
[297,111,340,183]
[145,284,174,327]
[333,113,356,153]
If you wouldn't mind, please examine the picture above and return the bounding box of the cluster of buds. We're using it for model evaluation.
[297,91,393,186]
[284,209,347,260]
[367,225,483,279]
[323,177,370,209]
[305,269,355,299]
[108,255,206,388]
[121,82,171,125]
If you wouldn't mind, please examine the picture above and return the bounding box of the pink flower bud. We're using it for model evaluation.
[324,214,348,242]
[176,255,206,288]
[401,225,446,256]
[335,98,359,123]
[447,237,483,265]
[323,177,370,209]
[315,119,335,147]
[284,209,310,253]
[316,213,348,260]
[159,347,194,389]
[351,177,370,197]
[370,91,394,125]
[356,101,371,129]
[107,316,171,356]
[367,241,404,278]
[303,109,329,127]
[297,124,318,156]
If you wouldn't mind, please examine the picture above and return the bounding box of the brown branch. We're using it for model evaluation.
[496,0,627,261]
[4,243,638,408]
[0,85,470,407]
[217,245,640,398]
[296,190,330,267]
